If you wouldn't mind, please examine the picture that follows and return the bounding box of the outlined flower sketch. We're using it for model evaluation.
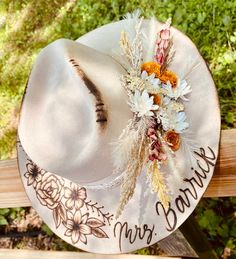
[24,160,111,244]
[64,183,87,210]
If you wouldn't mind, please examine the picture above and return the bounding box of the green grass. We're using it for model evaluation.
[0,0,235,257]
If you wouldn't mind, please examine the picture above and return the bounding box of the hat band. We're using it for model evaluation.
[80,171,125,190]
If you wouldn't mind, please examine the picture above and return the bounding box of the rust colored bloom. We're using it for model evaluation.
[152,94,162,106]
[36,173,64,209]
[141,61,177,88]
[164,130,181,151]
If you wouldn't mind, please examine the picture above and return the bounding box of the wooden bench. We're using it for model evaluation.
[0,129,236,258]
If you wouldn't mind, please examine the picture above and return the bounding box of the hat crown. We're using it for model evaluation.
[18,39,132,183]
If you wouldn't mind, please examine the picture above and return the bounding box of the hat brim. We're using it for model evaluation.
[17,19,221,253]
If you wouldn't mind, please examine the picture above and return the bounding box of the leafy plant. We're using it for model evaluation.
[195,197,236,257]
[0,207,25,225]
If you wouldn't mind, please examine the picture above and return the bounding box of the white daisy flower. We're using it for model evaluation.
[163,80,192,101]
[129,89,159,117]
[156,108,189,133]
[141,70,161,89]
[168,111,189,133]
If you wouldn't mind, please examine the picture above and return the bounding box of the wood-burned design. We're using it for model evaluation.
[24,159,112,245]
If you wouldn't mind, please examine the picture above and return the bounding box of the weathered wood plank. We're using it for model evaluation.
[204,129,236,197]
[158,229,198,257]
[0,159,30,208]
[0,249,181,259]
[0,129,235,208]
[179,214,218,259]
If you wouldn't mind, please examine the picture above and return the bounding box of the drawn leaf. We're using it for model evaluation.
[58,203,67,222]
[91,227,108,238]
[53,207,61,228]
[87,217,105,228]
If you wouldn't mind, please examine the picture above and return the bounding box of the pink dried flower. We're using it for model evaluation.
[147,125,167,162]
[155,18,172,66]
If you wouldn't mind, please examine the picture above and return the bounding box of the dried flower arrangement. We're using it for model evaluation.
[113,12,192,218]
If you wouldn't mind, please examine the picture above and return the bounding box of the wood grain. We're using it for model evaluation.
[0,250,181,259]
[204,129,236,197]
[0,159,30,208]
[158,229,197,257]
[0,129,235,208]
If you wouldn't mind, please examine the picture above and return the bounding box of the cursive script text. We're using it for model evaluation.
[113,221,155,252]
[156,146,216,231]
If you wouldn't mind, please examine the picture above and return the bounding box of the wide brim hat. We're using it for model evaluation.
[17,15,221,254]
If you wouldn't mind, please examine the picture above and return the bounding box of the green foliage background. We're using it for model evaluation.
[0,0,235,257]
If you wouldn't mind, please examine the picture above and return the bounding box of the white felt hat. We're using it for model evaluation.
[17,15,220,253]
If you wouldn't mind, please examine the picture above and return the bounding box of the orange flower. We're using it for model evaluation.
[152,94,162,106]
[141,61,177,88]
[164,130,181,151]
